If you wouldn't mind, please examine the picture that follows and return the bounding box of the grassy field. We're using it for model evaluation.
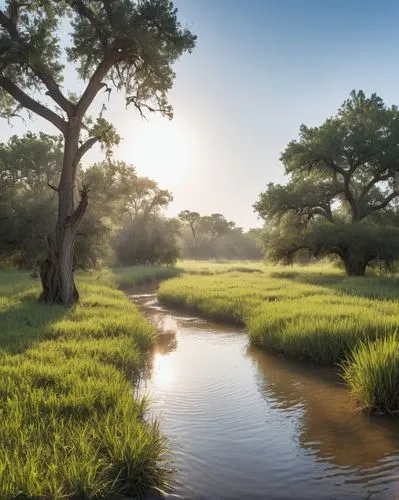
[112,265,181,288]
[0,268,174,498]
[158,262,399,413]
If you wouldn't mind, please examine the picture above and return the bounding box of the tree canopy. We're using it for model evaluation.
[254,91,399,275]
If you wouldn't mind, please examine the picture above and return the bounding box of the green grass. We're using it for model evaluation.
[0,269,173,498]
[342,337,399,414]
[112,265,182,288]
[177,259,265,275]
[158,261,399,412]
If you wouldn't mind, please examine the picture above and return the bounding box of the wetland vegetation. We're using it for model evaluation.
[159,262,399,414]
[0,269,173,497]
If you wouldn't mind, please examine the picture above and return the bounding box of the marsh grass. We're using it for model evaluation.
[159,262,399,411]
[0,269,173,498]
[113,265,182,287]
[342,337,399,414]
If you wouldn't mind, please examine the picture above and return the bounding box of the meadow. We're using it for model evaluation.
[0,268,174,498]
[159,261,399,414]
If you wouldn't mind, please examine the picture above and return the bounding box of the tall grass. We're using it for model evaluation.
[0,272,172,498]
[342,337,399,414]
[158,262,399,411]
[113,265,182,288]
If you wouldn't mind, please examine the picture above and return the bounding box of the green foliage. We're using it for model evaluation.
[265,221,399,275]
[255,90,399,275]
[0,0,196,121]
[0,140,178,269]
[178,211,263,260]
[0,271,172,497]
[0,133,62,268]
[115,215,181,266]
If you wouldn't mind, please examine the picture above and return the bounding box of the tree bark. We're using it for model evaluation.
[40,122,87,305]
[343,256,367,277]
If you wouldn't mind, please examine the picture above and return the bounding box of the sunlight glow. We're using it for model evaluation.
[119,115,198,189]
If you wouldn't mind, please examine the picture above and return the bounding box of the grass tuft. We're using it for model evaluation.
[342,336,399,414]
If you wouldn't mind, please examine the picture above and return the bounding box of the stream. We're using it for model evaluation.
[130,287,399,500]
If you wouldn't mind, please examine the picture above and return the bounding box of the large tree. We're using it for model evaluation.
[254,91,399,276]
[0,0,195,303]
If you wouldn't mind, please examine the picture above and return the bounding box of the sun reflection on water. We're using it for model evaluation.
[152,352,175,388]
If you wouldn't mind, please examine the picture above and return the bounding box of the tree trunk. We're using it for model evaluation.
[343,256,367,277]
[40,123,87,305]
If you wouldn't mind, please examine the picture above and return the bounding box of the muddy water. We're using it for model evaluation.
[130,289,399,500]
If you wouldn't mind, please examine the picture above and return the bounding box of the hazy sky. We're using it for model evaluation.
[1,0,399,228]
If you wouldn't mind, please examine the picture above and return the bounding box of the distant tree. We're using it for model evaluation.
[254,91,399,276]
[114,215,181,265]
[0,0,195,303]
[178,210,200,239]
[179,210,262,260]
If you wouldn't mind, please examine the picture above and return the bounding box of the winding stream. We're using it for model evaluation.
[131,288,399,500]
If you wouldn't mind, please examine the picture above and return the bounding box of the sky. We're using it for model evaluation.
[1,0,399,228]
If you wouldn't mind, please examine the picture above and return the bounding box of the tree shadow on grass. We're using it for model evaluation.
[0,296,67,356]
[270,269,399,300]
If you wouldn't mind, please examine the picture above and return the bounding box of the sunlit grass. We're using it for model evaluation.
[113,265,182,287]
[158,262,399,411]
[178,259,265,275]
[342,337,399,414]
[0,270,173,498]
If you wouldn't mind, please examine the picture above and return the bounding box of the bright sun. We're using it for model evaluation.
[120,114,197,189]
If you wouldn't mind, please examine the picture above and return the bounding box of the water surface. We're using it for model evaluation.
[131,289,399,500]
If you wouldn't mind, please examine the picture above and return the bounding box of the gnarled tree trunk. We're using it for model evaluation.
[343,256,367,277]
[40,124,88,305]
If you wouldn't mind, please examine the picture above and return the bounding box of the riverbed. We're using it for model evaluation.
[131,288,399,500]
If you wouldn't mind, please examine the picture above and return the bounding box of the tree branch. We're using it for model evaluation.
[76,136,100,164]
[69,183,89,230]
[359,171,391,201]
[366,191,399,215]
[0,76,67,133]
[68,0,109,49]
[76,54,119,119]
[0,10,74,116]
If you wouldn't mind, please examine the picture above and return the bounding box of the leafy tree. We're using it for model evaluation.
[79,159,175,267]
[0,133,61,267]
[0,0,195,303]
[178,210,200,239]
[254,91,399,276]
[179,210,262,260]
[114,215,181,265]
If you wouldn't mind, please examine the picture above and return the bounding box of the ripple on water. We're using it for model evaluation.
[131,292,399,500]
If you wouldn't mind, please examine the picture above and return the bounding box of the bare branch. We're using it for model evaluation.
[0,76,67,133]
[366,191,399,215]
[76,54,119,119]
[76,136,99,164]
[47,182,59,192]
